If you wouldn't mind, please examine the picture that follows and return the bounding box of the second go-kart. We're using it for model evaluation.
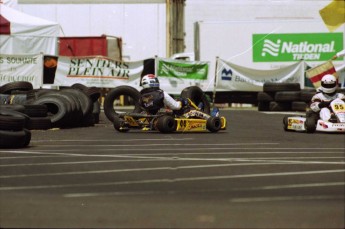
[113,98,226,133]
[283,98,345,133]
[103,86,227,133]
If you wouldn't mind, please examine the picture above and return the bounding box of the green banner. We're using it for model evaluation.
[157,59,208,80]
[253,33,343,62]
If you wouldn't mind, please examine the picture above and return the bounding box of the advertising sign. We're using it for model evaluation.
[156,58,211,93]
[253,33,343,62]
[0,54,43,88]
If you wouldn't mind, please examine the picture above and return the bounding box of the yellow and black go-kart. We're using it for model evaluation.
[104,86,227,133]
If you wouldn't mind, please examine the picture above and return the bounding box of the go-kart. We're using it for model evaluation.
[112,98,227,133]
[283,98,345,133]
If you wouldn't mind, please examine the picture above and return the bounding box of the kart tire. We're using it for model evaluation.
[113,116,129,132]
[283,115,290,131]
[181,86,211,114]
[206,116,221,132]
[104,86,142,123]
[305,117,316,133]
[156,115,176,133]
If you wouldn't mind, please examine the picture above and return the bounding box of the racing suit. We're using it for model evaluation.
[310,92,345,121]
[139,88,184,114]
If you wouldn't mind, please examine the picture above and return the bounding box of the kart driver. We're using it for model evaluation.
[139,74,188,114]
[310,74,345,122]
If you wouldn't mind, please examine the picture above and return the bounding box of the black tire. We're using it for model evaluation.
[283,115,290,131]
[23,104,48,117]
[71,84,101,103]
[257,102,270,111]
[305,117,316,133]
[31,96,69,126]
[61,88,93,117]
[274,91,301,102]
[27,117,52,130]
[257,92,274,102]
[269,101,292,111]
[0,81,33,94]
[0,104,26,113]
[0,108,30,129]
[206,116,221,132]
[23,128,31,147]
[156,115,176,133]
[0,114,26,131]
[0,129,30,148]
[92,101,101,124]
[291,101,307,112]
[181,86,211,114]
[263,82,301,92]
[113,116,130,132]
[300,90,316,103]
[104,86,142,123]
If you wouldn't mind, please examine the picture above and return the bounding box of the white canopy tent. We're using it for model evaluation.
[0,4,60,55]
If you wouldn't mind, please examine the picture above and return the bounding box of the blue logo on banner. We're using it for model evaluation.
[221,68,232,81]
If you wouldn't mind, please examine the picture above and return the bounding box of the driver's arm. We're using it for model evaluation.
[163,91,183,110]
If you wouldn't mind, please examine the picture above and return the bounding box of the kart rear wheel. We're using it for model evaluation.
[181,86,211,114]
[156,115,176,133]
[206,116,221,132]
[113,116,129,132]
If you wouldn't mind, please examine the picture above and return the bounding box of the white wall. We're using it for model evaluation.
[18,3,166,61]
[16,0,344,62]
[184,0,337,54]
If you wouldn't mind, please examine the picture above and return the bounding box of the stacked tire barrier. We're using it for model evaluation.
[257,82,316,112]
[0,107,31,148]
[0,82,101,130]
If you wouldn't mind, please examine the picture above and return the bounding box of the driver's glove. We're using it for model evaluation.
[318,101,330,108]
[180,98,189,107]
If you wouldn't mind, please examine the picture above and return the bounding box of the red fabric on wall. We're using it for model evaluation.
[59,36,107,56]
[0,15,11,34]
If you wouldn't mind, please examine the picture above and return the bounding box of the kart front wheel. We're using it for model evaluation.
[206,116,221,132]
[156,115,176,133]
[283,115,289,131]
[113,116,129,132]
[305,117,316,133]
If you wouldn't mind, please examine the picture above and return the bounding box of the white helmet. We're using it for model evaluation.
[321,74,337,94]
[141,74,159,89]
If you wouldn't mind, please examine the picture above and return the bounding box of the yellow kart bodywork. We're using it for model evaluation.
[172,116,227,132]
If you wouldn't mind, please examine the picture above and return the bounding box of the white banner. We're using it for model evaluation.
[0,53,43,89]
[216,58,305,91]
[54,56,145,89]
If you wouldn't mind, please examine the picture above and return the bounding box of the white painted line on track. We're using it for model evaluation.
[0,152,343,168]
[0,169,344,191]
[23,143,281,147]
[3,161,340,178]
[229,195,344,203]
[63,182,345,198]
[0,158,168,167]
[30,138,195,142]
[1,148,344,155]
[232,182,345,191]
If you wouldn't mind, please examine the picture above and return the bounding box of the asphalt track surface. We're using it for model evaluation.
[0,109,344,228]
